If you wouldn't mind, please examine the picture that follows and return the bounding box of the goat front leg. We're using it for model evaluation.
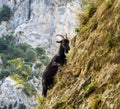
[64,58,67,65]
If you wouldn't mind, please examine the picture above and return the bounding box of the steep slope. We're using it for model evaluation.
[39,0,120,108]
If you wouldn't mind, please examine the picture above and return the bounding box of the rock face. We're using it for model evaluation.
[39,0,120,108]
[0,0,82,56]
[0,77,42,109]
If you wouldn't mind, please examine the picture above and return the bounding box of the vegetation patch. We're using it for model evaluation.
[83,83,97,99]
[22,83,36,97]
[80,24,92,33]
[90,21,98,31]
[0,34,49,80]
[104,1,112,9]
[0,5,12,23]
[89,96,101,109]
[53,99,67,109]
[0,34,49,97]
[79,13,89,25]
[75,27,80,33]
[86,4,97,18]
[107,36,115,48]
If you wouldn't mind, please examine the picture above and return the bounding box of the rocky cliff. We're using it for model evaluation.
[0,0,81,56]
[39,0,120,108]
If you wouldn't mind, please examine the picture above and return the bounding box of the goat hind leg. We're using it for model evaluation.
[42,86,48,97]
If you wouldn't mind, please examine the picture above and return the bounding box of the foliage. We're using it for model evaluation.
[104,1,112,9]
[80,24,92,33]
[107,36,115,48]
[86,4,97,18]
[79,3,96,25]
[0,68,10,80]
[0,34,49,97]
[36,46,46,56]
[0,5,12,22]
[83,83,97,98]
[24,49,37,63]
[53,99,67,109]
[22,83,36,97]
[0,34,49,67]
[8,58,32,80]
[89,96,101,109]
[0,34,15,53]
[18,43,32,52]
[37,96,45,104]
[75,27,80,33]
[79,14,89,25]
[90,21,98,31]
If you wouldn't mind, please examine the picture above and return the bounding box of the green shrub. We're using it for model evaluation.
[107,36,115,48]
[36,46,46,56]
[75,28,80,33]
[0,5,12,22]
[80,15,89,25]
[22,83,36,97]
[89,96,101,109]
[0,34,15,53]
[83,83,97,98]
[24,49,37,63]
[90,21,98,31]
[18,43,32,52]
[87,4,97,18]
[104,1,112,9]
[0,68,10,80]
[53,99,67,109]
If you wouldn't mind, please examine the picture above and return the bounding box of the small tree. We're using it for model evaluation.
[0,5,12,22]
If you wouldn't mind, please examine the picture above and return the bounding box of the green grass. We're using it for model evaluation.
[107,36,115,48]
[87,4,97,18]
[75,27,80,33]
[53,99,67,109]
[83,83,97,98]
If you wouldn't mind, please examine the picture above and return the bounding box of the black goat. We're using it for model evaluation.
[42,34,70,97]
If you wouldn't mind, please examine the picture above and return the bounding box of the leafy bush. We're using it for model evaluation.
[36,46,46,56]
[0,68,10,80]
[18,43,32,52]
[22,83,36,97]
[87,4,97,18]
[0,5,12,22]
[24,49,37,63]
[0,34,15,53]
[83,83,97,98]
[104,1,112,9]
[80,14,89,25]
[75,28,80,33]
[107,36,115,48]
[90,21,98,32]
[0,33,50,97]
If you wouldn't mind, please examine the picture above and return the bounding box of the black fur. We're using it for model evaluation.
[42,38,70,97]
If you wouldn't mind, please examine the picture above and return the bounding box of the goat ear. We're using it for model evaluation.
[56,41,62,43]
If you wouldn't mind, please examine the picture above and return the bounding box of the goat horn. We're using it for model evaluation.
[65,33,68,39]
[56,34,65,39]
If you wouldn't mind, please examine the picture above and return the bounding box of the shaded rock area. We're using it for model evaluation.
[0,77,42,109]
